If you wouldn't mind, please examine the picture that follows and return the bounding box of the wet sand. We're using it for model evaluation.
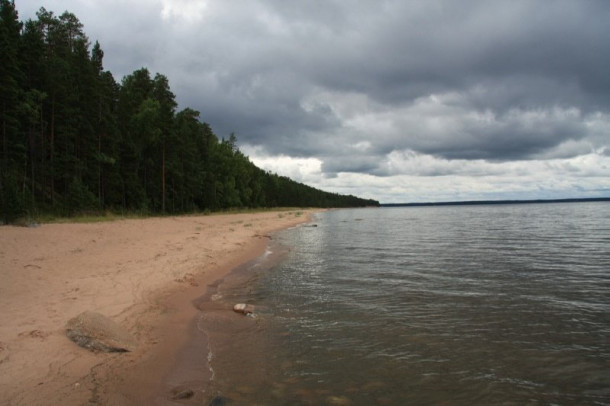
[0,210,315,405]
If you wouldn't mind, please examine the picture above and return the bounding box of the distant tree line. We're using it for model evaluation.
[0,2,378,222]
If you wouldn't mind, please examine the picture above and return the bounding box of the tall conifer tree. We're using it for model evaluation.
[0,0,24,222]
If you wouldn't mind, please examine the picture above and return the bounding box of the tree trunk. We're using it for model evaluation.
[50,93,55,206]
[98,131,101,205]
[40,103,45,206]
[162,140,166,212]
[1,101,6,169]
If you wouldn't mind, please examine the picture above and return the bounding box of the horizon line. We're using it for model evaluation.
[380,197,610,207]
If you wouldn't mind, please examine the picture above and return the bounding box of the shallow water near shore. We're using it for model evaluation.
[206,203,610,405]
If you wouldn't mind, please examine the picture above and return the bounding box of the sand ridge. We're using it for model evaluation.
[0,210,315,405]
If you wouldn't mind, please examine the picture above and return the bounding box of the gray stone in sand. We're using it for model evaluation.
[65,311,137,352]
[171,388,195,400]
[209,395,230,406]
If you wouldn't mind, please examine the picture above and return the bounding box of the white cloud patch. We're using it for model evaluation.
[241,145,324,186]
[244,145,610,203]
[161,0,209,23]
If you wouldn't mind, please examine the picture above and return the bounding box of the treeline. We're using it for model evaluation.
[0,2,378,222]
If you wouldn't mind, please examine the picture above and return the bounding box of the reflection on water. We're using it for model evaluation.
[207,203,610,405]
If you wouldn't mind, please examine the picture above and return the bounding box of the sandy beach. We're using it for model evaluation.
[0,210,315,405]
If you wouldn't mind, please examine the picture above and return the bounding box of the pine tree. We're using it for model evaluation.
[117,68,154,210]
[19,19,46,210]
[152,73,176,212]
[0,0,25,222]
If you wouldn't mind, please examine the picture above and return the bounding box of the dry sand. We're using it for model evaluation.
[0,210,315,405]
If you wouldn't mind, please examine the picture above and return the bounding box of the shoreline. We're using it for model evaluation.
[0,210,317,405]
[96,231,280,405]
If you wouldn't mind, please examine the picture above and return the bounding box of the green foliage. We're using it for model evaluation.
[0,172,24,223]
[65,176,98,215]
[0,5,379,223]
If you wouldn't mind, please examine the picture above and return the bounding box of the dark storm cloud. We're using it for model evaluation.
[167,0,609,167]
[321,155,383,178]
[15,0,610,187]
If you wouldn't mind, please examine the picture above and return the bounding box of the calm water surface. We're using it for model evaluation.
[208,203,610,405]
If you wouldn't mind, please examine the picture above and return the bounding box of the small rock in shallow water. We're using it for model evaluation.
[233,303,254,315]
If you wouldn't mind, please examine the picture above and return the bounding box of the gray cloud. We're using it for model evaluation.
[15,0,610,201]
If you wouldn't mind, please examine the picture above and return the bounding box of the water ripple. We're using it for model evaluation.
[220,203,610,404]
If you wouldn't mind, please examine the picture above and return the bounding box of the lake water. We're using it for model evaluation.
[204,203,610,405]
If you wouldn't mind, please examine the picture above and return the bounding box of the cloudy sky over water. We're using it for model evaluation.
[16,0,610,203]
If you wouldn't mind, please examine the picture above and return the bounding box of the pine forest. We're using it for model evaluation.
[0,2,379,222]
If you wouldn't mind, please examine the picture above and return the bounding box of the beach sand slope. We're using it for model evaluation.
[0,210,314,405]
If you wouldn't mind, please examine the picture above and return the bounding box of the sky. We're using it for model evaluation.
[15,0,610,203]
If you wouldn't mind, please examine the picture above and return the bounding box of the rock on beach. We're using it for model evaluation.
[65,311,137,352]
[233,303,255,315]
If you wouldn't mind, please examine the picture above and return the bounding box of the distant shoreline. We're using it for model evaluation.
[381,197,610,207]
